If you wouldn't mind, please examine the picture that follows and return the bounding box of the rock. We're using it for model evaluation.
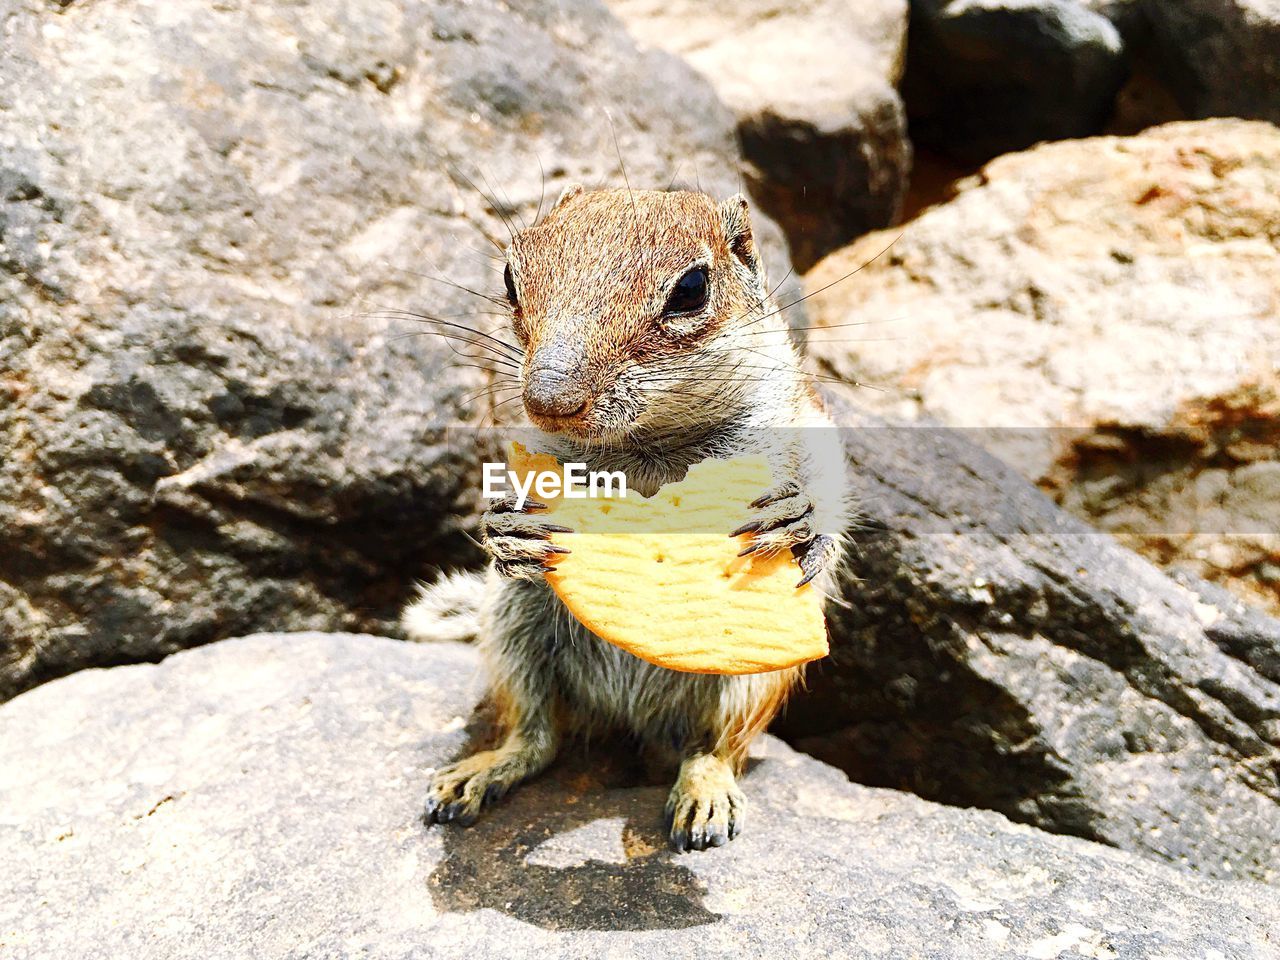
[0,0,791,701]
[2,632,1278,958]
[1083,0,1147,40]
[777,395,1280,883]
[605,0,911,271]
[1077,0,1189,137]
[805,119,1280,617]
[1145,0,1280,124]
[1046,379,1280,617]
[903,0,1128,164]
[5,0,1279,909]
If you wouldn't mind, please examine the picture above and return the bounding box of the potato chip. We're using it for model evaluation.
[508,443,828,674]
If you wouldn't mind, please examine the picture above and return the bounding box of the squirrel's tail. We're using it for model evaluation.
[401,569,487,643]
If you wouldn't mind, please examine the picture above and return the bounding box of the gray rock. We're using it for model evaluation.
[779,397,1280,883]
[2,632,1277,958]
[606,0,911,270]
[0,0,787,701]
[1082,0,1148,40]
[904,0,1128,163]
[1144,0,1280,124]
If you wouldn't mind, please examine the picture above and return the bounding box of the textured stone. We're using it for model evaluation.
[1145,0,1280,124]
[1083,0,1147,39]
[806,119,1280,616]
[903,0,1128,163]
[0,0,789,701]
[2,632,1278,958]
[778,396,1280,883]
[606,0,911,270]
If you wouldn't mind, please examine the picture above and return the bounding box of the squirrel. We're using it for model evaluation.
[403,186,851,851]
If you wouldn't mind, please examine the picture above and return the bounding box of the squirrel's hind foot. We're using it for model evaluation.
[423,739,548,827]
[664,753,746,852]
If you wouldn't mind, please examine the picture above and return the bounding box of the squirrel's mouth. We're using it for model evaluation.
[524,401,597,439]
[523,378,634,438]
[525,401,639,447]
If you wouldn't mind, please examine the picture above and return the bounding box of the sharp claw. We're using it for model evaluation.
[795,534,836,587]
[750,482,799,509]
[543,523,574,533]
[730,519,762,538]
[544,544,572,555]
[523,499,549,511]
[738,542,766,558]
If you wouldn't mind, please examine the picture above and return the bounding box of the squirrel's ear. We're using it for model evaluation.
[550,183,584,214]
[719,193,759,274]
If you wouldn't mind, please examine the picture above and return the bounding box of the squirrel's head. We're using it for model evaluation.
[503,187,788,444]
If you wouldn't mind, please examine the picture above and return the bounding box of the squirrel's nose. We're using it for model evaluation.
[524,367,589,419]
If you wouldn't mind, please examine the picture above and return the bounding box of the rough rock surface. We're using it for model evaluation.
[1144,0,1280,124]
[806,119,1280,616]
[1083,0,1147,39]
[0,0,791,701]
[3,633,1278,959]
[606,0,911,270]
[903,0,1128,164]
[778,396,1280,884]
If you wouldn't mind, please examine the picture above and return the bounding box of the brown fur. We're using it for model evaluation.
[719,670,799,772]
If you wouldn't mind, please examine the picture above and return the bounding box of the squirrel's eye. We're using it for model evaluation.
[664,266,708,315]
[503,264,518,307]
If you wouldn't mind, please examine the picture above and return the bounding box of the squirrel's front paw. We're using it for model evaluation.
[482,494,572,581]
[733,481,813,557]
[732,481,835,586]
[733,482,839,588]
[794,533,839,588]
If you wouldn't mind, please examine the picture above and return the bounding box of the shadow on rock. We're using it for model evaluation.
[426,745,720,931]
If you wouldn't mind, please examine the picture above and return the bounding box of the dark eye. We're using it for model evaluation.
[664,267,708,315]
[503,264,518,307]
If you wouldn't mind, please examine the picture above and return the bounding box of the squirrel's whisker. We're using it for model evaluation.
[450,163,520,243]
[459,383,523,409]
[740,315,909,337]
[379,328,522,368]
[732,235,901,332]
[369,309,524,359]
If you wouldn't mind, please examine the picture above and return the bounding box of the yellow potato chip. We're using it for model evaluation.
[508,443,828,674]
